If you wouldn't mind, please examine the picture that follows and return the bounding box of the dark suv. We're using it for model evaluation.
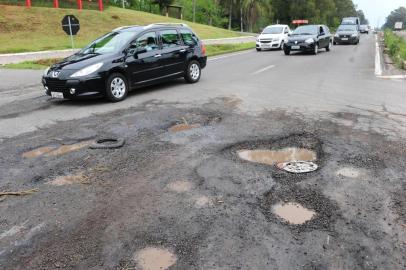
[284,25,332,55]
[42,23,207,102]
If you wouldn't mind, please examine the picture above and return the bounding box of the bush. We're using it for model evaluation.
[384,30,406,68]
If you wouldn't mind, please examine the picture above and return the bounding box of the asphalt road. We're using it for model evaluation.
[0,34,405,269]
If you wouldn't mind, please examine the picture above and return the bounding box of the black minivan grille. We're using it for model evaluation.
[46,78,67,92]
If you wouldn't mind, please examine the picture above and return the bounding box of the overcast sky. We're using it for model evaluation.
[353,0,406,26]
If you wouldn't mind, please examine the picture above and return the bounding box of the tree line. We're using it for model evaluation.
[115,0,365,32]
[384,6,406,30]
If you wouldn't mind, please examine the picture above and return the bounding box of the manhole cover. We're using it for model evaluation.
[277,161,318,173]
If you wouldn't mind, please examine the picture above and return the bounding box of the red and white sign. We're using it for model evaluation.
[292,20,309,24]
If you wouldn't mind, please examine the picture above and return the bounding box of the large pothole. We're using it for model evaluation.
[238,148,317,166]
[133,247,177,270]
[261,186,338,231]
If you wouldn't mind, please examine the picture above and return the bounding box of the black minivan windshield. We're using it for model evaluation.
[292,25,318,35]
[262,26,284,34]
[79,32,135,55]
[338,25,358,32]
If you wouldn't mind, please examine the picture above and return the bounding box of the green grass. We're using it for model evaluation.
[384,30,406,68]
[205,42,255,57]
[1,43,255,70]
[0,5,243,54]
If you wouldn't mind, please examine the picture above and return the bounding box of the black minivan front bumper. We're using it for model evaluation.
[42,76,105,99]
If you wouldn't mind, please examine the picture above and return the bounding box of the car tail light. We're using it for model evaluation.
[200,41,206,56]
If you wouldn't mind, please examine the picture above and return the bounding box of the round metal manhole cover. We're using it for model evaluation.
[277,161,318,174]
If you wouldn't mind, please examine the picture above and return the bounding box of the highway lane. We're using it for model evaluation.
[0,33,405,139]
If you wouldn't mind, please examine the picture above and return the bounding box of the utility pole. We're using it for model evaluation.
[122,0,125,9]
[240,5,243,32]
[193,0,196,23]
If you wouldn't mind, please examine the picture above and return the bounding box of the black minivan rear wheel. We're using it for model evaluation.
[184,60,201,83]
[105,73,129,102]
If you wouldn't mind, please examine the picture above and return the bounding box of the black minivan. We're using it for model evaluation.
[42,23,207,102]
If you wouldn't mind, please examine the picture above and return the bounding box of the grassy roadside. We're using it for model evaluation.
[384,30,406,69]
[0,5,244,54]
[1,43,255,70]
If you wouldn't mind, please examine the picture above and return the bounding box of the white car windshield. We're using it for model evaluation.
[262,26,284,34]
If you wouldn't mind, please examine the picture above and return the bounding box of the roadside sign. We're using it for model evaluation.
[395,22,403,30]
[292,20,309,25]
[62,15,80,49]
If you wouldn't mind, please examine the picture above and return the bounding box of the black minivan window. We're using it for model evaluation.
[161,29,182,48]
[134,32,159,52]
[180,29,198,46]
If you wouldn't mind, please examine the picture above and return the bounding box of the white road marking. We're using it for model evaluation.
[377,75,406,80]
[375,34,383,76]
[208,50,253,62]
[251,65,276,75]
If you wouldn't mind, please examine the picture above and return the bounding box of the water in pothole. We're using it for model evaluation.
[47,172,88,186]
[238,148,316,166]
[134,247,177,270]
[23,146,55,158]
[272,202,316,225]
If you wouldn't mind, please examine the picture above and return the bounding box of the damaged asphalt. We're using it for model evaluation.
[0,97,405,269]
[0,34,405,269]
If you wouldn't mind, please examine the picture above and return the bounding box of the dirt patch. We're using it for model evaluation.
[261,186,339,231]
[272,202,316,225]
[133,247,177,270]
[166,180,193,193]
[238,148,317,166]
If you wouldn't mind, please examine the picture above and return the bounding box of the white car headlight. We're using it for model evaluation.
[43,67,50,76]
[71,63,103,78]
[351,33,358,37]
[334,33,339,37]
[305,38,314,44]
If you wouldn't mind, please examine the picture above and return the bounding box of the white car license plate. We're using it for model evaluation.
[341,38,348,41]
[291,45,300,50]
[51,92,64,99]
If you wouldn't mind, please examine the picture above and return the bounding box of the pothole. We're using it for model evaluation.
[47,172,89,186]
[47,141,91,156]
[272,202,316,225]
[23,140,91,158]
[193,195,212,208]
[23,146,55,158]
[336,167,363,178]
[134,247,177,270]
[166,180,193,193]
[238,148,317,166]
[169,117,200,133]
[261,187,338,230]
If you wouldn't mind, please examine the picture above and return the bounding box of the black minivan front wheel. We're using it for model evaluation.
[105,73,129,102]
[184,60,201,83]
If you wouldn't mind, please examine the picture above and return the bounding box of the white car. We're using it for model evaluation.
[256,24,291,51]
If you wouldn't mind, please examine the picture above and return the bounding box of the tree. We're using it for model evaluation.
[242,0,270,32]
[384,7,406,30]
[357,9,369,25]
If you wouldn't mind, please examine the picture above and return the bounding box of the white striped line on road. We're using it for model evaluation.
[208,50,253,62]
[377,75,406,80]
[251,65,276,75]
[375,34,383,76]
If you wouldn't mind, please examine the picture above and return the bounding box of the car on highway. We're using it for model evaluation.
[256,24,291,51]
[359,25,369,34]
[333,24,360,45]
[341,17,361,31]
[284,25,332,55]
[42,23,207,102]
